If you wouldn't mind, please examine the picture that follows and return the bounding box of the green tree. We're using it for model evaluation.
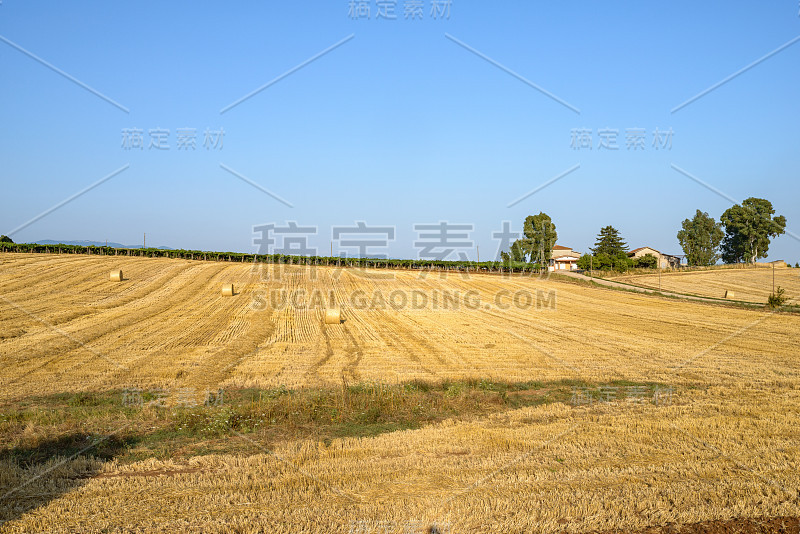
[593,252,613,270]
[523,212,557,263]
[677,210,723,266]
[504,239,530,263]
[634,253,658,269]
[505,212,557,264]
[0,235,13,243]
[591,226,628,256]
[720,198,786,264]
[613,251,633,272]
[503,239,529,263]
[577,253,592,270]
[767,287,788,308]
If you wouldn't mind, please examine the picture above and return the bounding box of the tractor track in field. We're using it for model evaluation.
[479,307,627,377]
[305,317,335,382]
[341,322,363,382]
[369,310,439,379]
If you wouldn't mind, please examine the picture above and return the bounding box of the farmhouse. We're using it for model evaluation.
[549,244,581,271]
[628,247,682,269]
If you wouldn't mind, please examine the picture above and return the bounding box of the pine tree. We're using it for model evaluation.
[590,226,628,256]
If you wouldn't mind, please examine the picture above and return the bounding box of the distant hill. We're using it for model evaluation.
[35,240,173,250]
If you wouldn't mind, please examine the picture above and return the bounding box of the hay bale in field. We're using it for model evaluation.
[221,283,235,297]
[725,290,735,299]
[110,270,123,282]
[324,307,342,325]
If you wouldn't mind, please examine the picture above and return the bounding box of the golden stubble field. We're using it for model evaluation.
[0,253,799,533]
[610,265,800,304]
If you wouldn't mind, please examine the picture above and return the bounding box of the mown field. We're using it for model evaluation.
[610,265,800,304]
[0,253,799,533]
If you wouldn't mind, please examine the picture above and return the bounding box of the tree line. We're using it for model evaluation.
[0,240,541,274]
[500,196,788,273]
[1,196,789,273]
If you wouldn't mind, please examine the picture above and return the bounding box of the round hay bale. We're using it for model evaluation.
[324,307,342,325]
[221,283,235,297]
[110,269,123,282]
[725,290,735,299]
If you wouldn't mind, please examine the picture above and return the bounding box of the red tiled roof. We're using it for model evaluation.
[553,245,571,250]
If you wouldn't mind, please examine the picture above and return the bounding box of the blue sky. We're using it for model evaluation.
[1,1,798,262]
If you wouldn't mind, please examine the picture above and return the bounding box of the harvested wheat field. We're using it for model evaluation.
[1,253,799,533]
[610,266,800,305]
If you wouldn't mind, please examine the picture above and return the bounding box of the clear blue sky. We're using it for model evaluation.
[1,1,798,262]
